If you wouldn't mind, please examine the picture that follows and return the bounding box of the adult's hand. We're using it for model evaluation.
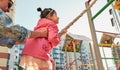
[30,28,48,38]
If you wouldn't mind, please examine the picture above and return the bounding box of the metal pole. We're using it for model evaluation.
[92,0,114,20]
[80,41,85,70]
[101,47,109,70]
[113,47,119,68]
[72,41,79,70]
[65,43,69,69]
[89,43,96,70]
[85,2,104,70]
[69,52,74,70]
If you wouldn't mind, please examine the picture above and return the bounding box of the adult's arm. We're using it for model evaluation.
[0,24,48,42]
[29,28,48,38]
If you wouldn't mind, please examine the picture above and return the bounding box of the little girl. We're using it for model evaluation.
[19,7,63,70]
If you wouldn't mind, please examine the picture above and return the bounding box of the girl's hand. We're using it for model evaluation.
[58,29,67,37]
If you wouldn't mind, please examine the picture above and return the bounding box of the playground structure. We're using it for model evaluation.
[0,0,119,70]
[60,0,120,70]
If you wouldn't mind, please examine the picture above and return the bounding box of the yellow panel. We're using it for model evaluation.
[114,0,120,11]
[99,44,120,47]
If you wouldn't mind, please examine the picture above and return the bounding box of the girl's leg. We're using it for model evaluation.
[38,60,53,70]
[20,55,53,70]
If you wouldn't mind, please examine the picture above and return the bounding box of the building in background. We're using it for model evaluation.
[107,0,120,69]
[7,44,24,70]
[51,46,65,70]
[4,0,120,70]
[51,35,66,70]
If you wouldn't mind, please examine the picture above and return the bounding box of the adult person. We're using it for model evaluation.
[0,0,48,48]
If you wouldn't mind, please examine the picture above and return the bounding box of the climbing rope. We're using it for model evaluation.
[59,0,97,36]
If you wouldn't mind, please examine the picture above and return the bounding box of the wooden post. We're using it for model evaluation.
[85,2,104,70]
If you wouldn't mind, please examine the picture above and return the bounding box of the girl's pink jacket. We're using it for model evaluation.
[22,18,60,60]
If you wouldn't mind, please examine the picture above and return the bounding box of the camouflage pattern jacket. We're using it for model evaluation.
[0,9,29,48]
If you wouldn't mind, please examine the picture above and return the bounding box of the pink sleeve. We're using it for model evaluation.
[48,24,60,47]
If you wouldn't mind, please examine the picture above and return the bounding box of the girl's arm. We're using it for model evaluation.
[48,26,60,47]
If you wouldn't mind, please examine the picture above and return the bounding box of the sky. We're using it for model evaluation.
[14,0,117,69]
[14,0,116,39]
